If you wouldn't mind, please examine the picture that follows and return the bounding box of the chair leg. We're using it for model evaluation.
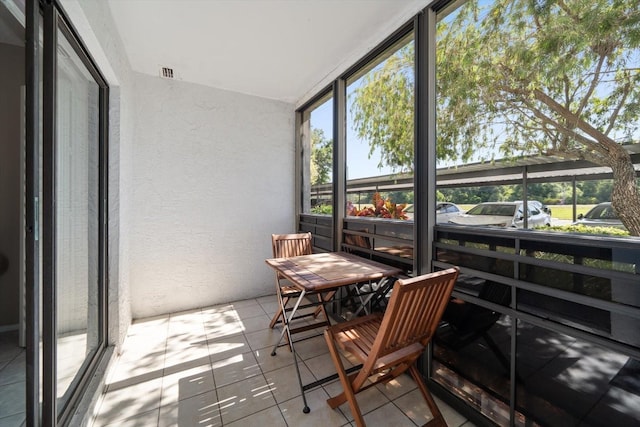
[408,365,447,427]
[270,296,295,351]
[326,371,359,408]
[313,291,335,319]
[269,296,289,329]
[324,330,367,427]
[313,294,325,318]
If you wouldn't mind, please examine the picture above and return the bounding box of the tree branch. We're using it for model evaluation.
[555,0,581,24]
[525,87,620,150]
[605,76,632,136]
[516,96,610,163]
[575,50,607,117]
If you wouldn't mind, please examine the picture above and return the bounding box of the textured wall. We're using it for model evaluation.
[129,73,295,319]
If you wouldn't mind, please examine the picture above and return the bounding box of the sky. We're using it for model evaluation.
[310,70,400,181]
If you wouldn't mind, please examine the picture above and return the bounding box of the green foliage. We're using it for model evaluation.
[436,0,640,164]
[311,128,332,185]
[350,42,415,172]
[387,190,413,204]
[311,204,333,215]
[439,185,518,204]
[438,179,617,205]
[576,180,612,204]
[545,224,630,236]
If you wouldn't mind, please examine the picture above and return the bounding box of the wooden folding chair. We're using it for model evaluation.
[269,233,332,331]
[268,233,313,329]
[324,267,459,427]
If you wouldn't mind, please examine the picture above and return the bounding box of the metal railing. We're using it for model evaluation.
[299,214,640,425]
[300,213,640,354]
[433,224,640,353]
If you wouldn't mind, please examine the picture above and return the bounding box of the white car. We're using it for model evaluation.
[403,202,463,223]
[449,201,551,228]
[435,202,464,223]
[523,200,552,216]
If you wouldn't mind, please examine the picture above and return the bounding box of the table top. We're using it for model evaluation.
[265,251,402,292]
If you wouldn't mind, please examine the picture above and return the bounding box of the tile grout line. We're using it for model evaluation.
[223,303,280,426]
[246,321,286,426]
[202,307,224,426]
[251,299,303,427]
[156,315,171,427]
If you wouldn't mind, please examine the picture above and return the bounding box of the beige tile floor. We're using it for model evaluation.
[92,296,474,427]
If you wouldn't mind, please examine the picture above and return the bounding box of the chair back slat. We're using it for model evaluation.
[268,232,316,331]
[374,268,458,358]
[272,233,313,258]
[271,233,313,281]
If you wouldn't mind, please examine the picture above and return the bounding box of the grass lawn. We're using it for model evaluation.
[549,205,595,220]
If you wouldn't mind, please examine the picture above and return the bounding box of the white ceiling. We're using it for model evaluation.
[107,0,428,105]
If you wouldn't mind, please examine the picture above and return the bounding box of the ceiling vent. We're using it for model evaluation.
[160,67,175,79]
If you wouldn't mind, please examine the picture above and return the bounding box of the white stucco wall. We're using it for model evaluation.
[129,73,295,319]
[65,0,296,326]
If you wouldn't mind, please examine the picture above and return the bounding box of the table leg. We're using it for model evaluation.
[270,289,311,413]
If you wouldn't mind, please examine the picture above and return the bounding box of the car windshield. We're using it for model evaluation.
[466,204,516,217]
[585,204,619,220]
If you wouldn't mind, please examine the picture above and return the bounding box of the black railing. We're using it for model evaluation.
[299,214,640,426]
[300,215,640,349]
[299,213,333,252]
[342,217,414,272]
[432,225,640,426]
[433,225,640,350]
[299,214,414,271]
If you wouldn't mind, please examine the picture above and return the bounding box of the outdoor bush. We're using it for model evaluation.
[347,192,408,219]
[543,198,561,205]
[577,196,599,205]
[543,224,629,237]
[311,204,333,215]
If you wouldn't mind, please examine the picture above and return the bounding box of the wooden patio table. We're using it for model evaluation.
[265,251,402,413]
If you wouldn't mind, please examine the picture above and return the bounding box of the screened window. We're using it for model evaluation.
[301,94,333,215]
[345,33,414,220]
[435,0,640,237]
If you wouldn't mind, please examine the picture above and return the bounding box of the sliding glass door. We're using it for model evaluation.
[53,19,103,416]
[19,1,109,425]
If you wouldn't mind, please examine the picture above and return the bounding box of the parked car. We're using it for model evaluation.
[436,202,464,223]
[573,202,625,229]
[525,200,552,215]
[448,201,551,228]
[403,202,464,223]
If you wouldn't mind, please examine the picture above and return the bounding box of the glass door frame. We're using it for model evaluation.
[26,0,109,425]
[24,0,41,425]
